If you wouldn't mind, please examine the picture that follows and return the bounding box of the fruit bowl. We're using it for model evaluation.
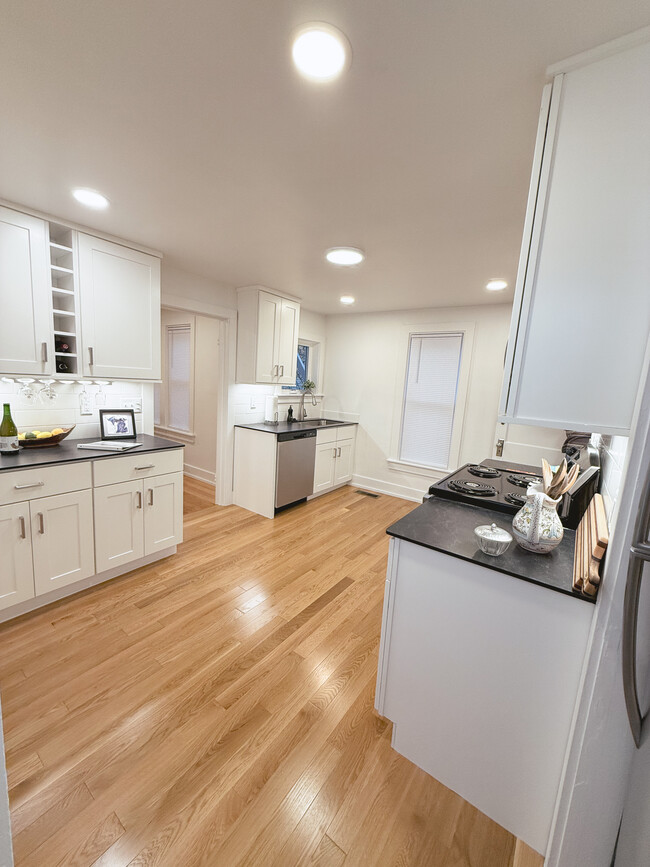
[19,426,76,447]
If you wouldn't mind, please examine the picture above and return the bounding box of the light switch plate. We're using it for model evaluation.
[123,399,142,413]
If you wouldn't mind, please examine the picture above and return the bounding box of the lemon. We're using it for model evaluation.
[31,430,41,435]
[37,432,52,439]
[18,433,25,440]
[51,428,64,435]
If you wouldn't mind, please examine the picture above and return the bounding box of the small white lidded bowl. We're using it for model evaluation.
[474,522,513,557]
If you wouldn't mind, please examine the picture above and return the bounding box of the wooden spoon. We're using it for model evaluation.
[547,459,568,500]
[556,462,580,498]
[541,459,553,495]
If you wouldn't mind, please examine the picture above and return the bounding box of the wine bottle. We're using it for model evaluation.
[55,337,71,353]
[0,403,20,454]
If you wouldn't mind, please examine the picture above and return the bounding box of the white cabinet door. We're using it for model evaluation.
[277,299,300,384]
[30,490,95,595]
[78,234,161,380]
[0,502,35,611]
[500,43,650,435]
[144,472,183,555]
[313,442,336,493]
[334,439,354,485]
[0,206,52,376]
[94,480,144,572]
[255,291,280,383]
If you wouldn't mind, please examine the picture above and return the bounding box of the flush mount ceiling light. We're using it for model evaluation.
[326,247,365,266]
[72,188,110,209]
[486,278,508,291]
[340,296,355,305]
[292,23,351,82]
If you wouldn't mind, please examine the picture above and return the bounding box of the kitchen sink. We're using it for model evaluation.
[293,419,340,426]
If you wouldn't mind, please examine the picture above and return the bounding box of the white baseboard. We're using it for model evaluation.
[184,463,216,485]
[351,473,424,503]
[0,547,177,624]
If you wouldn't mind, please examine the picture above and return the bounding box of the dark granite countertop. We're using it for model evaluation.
[387,497,591,603]
[235,419,358,435]
[0,434,184,473]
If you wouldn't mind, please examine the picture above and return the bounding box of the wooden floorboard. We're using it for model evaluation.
[0,479,544,866]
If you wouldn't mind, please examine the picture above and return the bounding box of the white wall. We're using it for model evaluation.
[322,304,513,500]
[0,380,152,439]
[183,314,221,484]
[162,262,237,312]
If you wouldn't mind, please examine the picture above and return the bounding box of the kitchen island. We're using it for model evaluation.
[375,497,594,856]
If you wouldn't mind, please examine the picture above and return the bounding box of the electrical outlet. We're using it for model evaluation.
[250,396,257,410]
[123,400,142,413]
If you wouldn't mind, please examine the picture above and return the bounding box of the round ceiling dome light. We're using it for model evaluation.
[292,23,350,82]
[340,296,355,305]
[72,188,110,209]
[486,278,508,291]
[326,247,365,266]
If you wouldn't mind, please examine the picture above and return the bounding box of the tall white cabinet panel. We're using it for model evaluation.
[277,298,300,384]
[94,480,145,572]
[0,502,34,611]
[0,206,52,375]
[144,472,183,555]
[31,490,95,595]
[255,291,280,383]
[78,234,161,380]
[500,42,650,435]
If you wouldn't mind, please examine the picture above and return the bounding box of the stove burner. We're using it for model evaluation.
[507,473,543,489]
[448,480,497,497]
[505,492,527,507]
[467,464,501,478]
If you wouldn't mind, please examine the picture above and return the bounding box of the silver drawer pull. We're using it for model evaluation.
[18,516,26,539]
[135,465,155,471]
[37,512,45,534]
[88,346,94,365]
[148,488,154,506]
[42,342,48,363]
[14,481,45,490]
[136,490,143,509]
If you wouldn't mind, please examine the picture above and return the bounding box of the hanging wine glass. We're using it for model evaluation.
[17,379,36,404]
[94,381,107,406]
[78,381,92,415]
[38,380,57,405]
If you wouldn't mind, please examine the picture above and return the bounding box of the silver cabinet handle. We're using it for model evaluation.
[88,346,94,365]
[135,465,155,471]
[14,481,44,490]
[42,342,48,363]
[332,448,337,458]
[37,512,45,534]
[338,447,342,457]
[273,364,279,377]
[136,490,143,509]
[18,516,26,539]
[148,488,154,506]
[280,364,284,377]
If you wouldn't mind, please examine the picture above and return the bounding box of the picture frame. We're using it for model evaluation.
[99,409,137,440]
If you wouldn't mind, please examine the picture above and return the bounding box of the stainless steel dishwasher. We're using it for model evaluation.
[275,429,317,510]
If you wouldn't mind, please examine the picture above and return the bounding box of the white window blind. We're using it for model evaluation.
[399,332,464,469]
[167,324,192,432]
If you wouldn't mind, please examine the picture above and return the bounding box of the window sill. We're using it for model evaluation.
[154,425,196,445]
[387,458,449,480]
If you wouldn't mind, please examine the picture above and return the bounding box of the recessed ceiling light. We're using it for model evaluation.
[72,188,110,209]
[340,296,355,305]
[292,23,350,82]
[486,279,508,291]
[326,247,365,266]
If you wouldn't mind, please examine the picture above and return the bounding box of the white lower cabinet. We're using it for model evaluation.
[0,502,34,611]
[312,426,356,495]
[31,490,95,595]
[94,472,183,572]
[0,490,95,611]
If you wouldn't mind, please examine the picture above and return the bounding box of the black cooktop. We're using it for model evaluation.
[428,458,543,515]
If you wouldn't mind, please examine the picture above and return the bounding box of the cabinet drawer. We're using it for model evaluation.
[316,428,338,445]
[0,462,92,507]
[336,425,356,443]
[92,449,184,487]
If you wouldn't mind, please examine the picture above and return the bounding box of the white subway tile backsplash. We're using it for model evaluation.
[595,433,629,525]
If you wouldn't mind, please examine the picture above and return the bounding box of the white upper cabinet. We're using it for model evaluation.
[78,234,161,380]
[499,40,650,435]
[236,286,300,385]
[0,206,53,375]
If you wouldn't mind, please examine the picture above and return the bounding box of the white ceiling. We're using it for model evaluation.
[1,1,649,314]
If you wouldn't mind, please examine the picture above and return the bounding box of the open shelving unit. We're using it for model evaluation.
[48,223,80,376]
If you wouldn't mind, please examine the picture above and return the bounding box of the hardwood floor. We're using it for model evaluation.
[0,481,543,866]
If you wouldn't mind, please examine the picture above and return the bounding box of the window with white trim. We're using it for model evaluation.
[154,311,195,440]
[399,332,464,469]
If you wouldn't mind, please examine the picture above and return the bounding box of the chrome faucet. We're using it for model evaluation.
[299,387,317,421]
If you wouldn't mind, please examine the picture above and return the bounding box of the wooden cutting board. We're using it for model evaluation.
[572,494,609,597]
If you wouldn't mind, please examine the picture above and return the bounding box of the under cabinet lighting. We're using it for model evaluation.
[292,23,350,82]
[486,279,508,291]
[72,188,110,209]
[340,296,355,305]
[326,247,365,266]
